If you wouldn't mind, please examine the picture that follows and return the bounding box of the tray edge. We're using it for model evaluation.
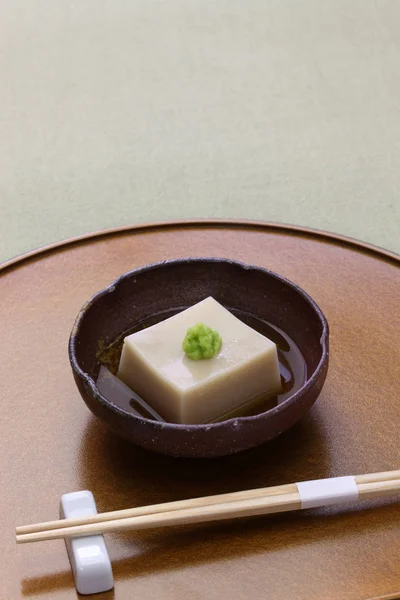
[1,219,399,275]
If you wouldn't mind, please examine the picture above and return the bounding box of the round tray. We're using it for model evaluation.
[1,221,399,600]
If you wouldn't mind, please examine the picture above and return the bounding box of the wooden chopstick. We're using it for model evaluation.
[16,471,400,544]
[16,469,399,536]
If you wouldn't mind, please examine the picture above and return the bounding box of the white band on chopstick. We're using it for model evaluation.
[297,476,359,509]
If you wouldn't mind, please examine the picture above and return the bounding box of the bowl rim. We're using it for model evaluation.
[69,257,329,431]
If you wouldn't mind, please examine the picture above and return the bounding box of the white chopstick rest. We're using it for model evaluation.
[60,491,114,595]
[297,476,359,509]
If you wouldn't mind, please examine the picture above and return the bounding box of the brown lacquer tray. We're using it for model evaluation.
[1,221,399,600]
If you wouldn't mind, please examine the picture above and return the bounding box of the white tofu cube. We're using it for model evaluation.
[117,297,281,424]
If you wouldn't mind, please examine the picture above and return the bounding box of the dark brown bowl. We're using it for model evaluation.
[69,258,329,458]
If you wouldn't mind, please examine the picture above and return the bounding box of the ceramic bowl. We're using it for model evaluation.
[69,258,329,457]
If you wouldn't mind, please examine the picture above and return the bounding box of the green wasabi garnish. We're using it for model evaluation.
[182,323,222,360]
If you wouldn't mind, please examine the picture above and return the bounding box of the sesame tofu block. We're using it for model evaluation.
[117,297,281,424]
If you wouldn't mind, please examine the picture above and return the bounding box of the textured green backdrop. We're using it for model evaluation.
[1,0,399,262]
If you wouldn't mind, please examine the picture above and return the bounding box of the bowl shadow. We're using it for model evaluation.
[77,403,331,513]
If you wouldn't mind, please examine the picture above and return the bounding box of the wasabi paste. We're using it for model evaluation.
[182,323,222,360]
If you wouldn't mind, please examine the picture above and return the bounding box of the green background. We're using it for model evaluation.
[1,0,399,263]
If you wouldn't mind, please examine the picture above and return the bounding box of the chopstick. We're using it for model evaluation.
[16,470,400,544]
[16,470,399,536]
